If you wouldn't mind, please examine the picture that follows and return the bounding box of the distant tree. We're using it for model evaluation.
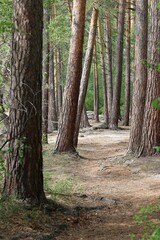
[138,0,160,156]
[104,11,113,121]
[123,0,131,126]
[98,18,109,126]
[48,3,58,132]
[3,0,45,202]
[54,0,86,153]
[48,43,58,132]
[128,0,148,155]
[42,7,50,143]
[110,0,126,129]
[93,42,99,122]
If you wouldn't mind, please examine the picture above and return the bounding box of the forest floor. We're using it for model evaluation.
[1,120,160,239]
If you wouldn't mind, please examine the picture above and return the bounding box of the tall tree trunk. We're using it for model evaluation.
[54,0,86,153]
[57,47,63,116]
[54,46,63,119]
[74,7,98,147]
[104,12,113,121]
[48,3,58,132]
[110,0,126,129]
[48,43,58,132]
[128,0,148,155]
[42,8,50,143]
[54,47,59,117]
[3,0,45,202]
[123,0,131,126]
[97,18,108,126]
[138,0,160,156]
[93,42,99,122]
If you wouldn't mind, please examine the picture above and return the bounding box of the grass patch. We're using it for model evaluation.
[0,196,51,226]
[44,172,82,198]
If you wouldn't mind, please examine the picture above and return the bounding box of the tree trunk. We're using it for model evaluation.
[57,47,63,117]
[42,8,50,143]
[128,0,148,155]
[123,0,131,126]
[48,43,58,132]
[97,18,109,126]
[54,0,86,153]
[110,0,126,129]
[3,0,45,202]
[74,7,98,147]
[0,87,4,113]
[80,105,91,128]
[104,12,113,121]
[93,42,99,122]
[138,0,160,156]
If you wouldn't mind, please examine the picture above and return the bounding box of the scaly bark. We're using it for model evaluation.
[138,0,160,156]
[128,0,148,155]
[3,0,45,202]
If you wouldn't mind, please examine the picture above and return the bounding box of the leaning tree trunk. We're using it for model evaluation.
[42,7,50,143]
[110,0,126,129]
[123,0,131,126]
[3,0,45,202]
[54,0,86,153]
[128,0,148,155]
[74,7,98,147]
[138,0,160,156]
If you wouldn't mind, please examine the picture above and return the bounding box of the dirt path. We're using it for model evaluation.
[47,125,160,240]
[1,125,160,240]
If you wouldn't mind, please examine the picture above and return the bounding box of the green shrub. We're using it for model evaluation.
[130,200,160,240]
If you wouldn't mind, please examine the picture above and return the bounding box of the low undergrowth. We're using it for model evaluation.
[130,199,160,240]
[0,196,49,224]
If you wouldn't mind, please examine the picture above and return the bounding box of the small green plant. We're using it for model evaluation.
[129,233,136,240]
[53,177,76,196]
[44,172,81,198]
[130,201,160,240]
[154,146,160,153]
